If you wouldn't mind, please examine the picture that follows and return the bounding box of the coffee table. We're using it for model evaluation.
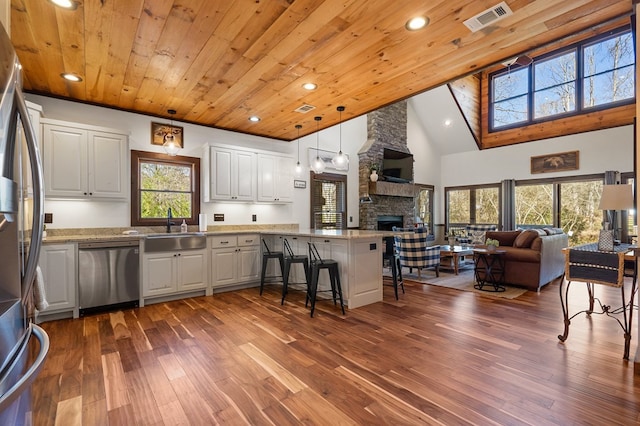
[439,245,474,275]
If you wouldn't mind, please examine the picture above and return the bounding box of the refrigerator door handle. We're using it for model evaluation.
[15,88,45,299]
[0,324,49,412]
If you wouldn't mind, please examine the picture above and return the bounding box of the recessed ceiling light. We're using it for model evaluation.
[49,0,78,10]
[302,82,317,90]
[406,16,429,31]
[60,73,82,82]
[248,116,261,122]
[444,119,453,127]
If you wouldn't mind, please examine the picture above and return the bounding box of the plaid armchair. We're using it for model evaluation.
[394,228,440,278]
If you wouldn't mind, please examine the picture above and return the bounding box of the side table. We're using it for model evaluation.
[473,248,507,292]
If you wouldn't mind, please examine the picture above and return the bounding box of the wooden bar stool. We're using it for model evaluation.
[281,238,310,305]
[306,242,345,318]
[259,238,284,295]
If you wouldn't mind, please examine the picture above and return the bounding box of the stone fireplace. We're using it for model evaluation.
[359,101,416,230]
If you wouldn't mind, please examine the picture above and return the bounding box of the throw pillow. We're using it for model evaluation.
[470,230,486,245]
[513,230,539,248]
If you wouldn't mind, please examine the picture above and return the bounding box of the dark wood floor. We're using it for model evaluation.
[31,275,639,425]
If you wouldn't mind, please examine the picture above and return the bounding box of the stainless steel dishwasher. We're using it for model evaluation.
[78,239,140,316]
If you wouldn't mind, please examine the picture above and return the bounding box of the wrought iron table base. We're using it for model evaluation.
[473,250,506,292]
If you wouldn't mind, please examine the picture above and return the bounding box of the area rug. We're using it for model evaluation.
[384,267,528,299]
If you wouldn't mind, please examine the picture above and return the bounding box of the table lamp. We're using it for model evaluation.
[598,184,634,244]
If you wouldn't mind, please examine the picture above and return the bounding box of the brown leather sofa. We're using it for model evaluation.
[480,228,568,292]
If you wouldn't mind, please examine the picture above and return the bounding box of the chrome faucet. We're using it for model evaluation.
[167,207,175,233]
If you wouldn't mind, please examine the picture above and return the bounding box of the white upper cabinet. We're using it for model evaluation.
[257,153,294,203]
[207,146,256,201]
[42,119,128,200]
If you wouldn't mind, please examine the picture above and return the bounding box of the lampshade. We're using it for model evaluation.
[598,184,634,210]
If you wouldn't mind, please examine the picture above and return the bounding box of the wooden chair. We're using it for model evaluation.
[558,244,638,359]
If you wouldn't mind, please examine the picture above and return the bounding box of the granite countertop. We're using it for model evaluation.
[41,225,390,244]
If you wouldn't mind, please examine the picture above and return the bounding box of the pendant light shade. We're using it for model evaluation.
[310,116,325,174]
[163,109,180,156]
[331,105,349,170]
[294,124,304,177]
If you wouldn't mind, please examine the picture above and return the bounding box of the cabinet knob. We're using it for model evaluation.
[89,192,93,195]
[84,192,87,195]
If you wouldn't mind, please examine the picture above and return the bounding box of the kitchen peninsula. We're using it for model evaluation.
[39,227,386,321]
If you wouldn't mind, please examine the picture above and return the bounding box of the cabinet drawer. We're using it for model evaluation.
[238,234,260,247]
[210,235,237,248]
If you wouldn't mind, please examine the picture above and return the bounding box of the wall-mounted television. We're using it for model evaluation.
[382,148,413,183]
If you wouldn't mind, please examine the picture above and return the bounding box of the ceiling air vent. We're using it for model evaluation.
[463,1,513,32]
[294,104,316,113]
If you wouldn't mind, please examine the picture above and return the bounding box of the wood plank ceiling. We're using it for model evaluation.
[9,0,633,141]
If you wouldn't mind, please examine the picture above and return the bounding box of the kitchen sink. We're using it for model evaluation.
[144,233,207,252]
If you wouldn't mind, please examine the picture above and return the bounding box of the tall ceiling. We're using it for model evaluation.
[9,0,633,141]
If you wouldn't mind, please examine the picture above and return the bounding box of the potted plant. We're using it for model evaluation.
[485,238,499,251]
[447,230,457,247]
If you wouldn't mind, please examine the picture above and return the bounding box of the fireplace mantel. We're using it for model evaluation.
[369,181,417,198]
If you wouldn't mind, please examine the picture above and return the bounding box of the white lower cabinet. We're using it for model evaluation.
[38,243,76,316]
[142,249,207,298]
[210,234,260,288]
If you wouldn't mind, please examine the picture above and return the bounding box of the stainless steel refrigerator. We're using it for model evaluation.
[0,22,49,424]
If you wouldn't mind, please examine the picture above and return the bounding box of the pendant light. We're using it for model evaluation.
[294,124,304,177]
[331,105,348,169]
[163,109,180,156]
[310,116,326,174]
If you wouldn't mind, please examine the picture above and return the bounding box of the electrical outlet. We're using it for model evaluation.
[44,213,53,223]
[214,214,224,222]
[349,216,353,222]
[252,214,257,222]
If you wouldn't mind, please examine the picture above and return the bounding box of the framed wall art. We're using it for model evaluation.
[531,150,579,174]
[151,122,184,148]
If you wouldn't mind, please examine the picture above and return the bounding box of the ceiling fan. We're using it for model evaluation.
[502,54,533,67]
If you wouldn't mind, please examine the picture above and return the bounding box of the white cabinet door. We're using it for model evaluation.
[211,247,238,287]
[43,120,128,199]
[143,252,177,297]
[237,245,260,282]
[275,155,294,202]
[38,244,76,313]
[177,250,207,291]
[235,150,256,201]
[257,154,276,202]
[210,147,233,200]
[88,131,127,198]
[43,124,88,197]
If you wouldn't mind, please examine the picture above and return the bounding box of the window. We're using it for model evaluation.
[515,175,604,245]
[490,26,634,130]
[446,185,500,230]
[415,185,434,233]
[310,172,346,230]
[131,150,200,226]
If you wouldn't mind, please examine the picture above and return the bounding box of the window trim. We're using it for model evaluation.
[489,25,635,132]
[130,150,201,227]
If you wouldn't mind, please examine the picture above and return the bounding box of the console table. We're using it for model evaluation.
[558,243,638,360]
